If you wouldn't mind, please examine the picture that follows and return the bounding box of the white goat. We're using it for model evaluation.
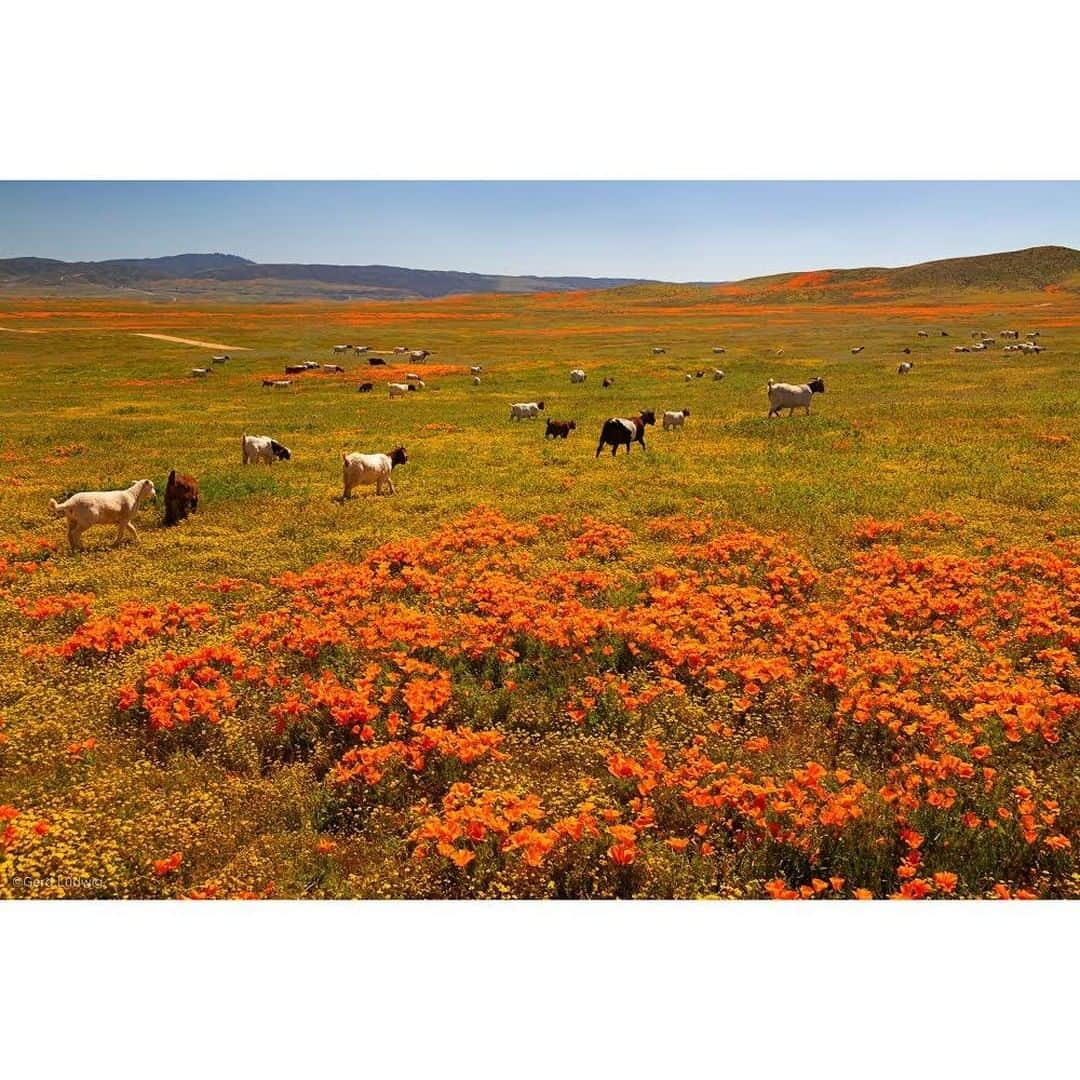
[713,369,725,380]
[342,447,408,498]
[510,401,544,420]
[242,434,291,465]
[570,369,587,383]
[388,383,410,398]
[767,377,826,417]
[472,376,481,386]
[663,409,690,431]
[49,479,157,552]
[898,361,913,375]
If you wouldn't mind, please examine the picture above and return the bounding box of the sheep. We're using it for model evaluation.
[242,435,291,465]
[469,365,483,375]
[510,401,544,420]
[388,383,410,398]
[954,345,970,353]
[302,361,320,370]
[262,378,277,387]
[472,376,481,386]
[191,368,212,378]
[164,469,198,526]
[713,369,725,381]
[595,411,656,456]
[652,347,666,355]
[897,361,913,375]
[355,346,369,353]
[342,446,408,498]
[766,377,825,418]
[663,408,690,431]
[333,345,349,354]
[212,355,228,364]
[941,331,949,337]
[713,346,726,354]
[49,479,157,552]
[851,346,864,355]
[357,382,374,392]
[917,331,929,338]
[545,419,576,439]
[393,346,408,354]
[569,369,587,383]
[410,349,431,361]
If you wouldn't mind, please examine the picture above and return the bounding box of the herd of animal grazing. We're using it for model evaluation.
[50,326,1046,551]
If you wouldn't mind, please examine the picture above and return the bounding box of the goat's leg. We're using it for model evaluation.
[67,521,81,552]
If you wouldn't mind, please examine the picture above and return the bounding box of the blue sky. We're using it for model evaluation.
[1,181,1077,282]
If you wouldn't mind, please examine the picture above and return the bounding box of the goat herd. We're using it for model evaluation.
[48,326,1042,552]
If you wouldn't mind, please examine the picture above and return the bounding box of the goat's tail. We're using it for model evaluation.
[48,497,63,515]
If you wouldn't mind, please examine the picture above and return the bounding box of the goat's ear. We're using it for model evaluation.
[167,469,176,484]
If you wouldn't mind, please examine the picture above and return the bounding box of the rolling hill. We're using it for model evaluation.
[0,253,650,301]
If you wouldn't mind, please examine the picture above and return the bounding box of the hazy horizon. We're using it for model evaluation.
[2,181,1079,282]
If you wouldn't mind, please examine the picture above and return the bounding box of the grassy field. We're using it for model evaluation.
[0,283,1076,898]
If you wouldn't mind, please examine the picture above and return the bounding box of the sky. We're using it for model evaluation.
[1,181,1078,282]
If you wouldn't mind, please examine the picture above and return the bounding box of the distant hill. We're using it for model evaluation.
[0,252,649,301]
[1,245,1077,302]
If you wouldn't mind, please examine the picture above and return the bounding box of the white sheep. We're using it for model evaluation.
[767,377,826,417]
[713,346,726,354]
[342,447,408,498]
[663,409,690,431]
[570,369,587,383]
[510,401,544,420]
[469,365,483,375]
[49,479,157,552]
[242,434,291,465]
[191,368,212,377]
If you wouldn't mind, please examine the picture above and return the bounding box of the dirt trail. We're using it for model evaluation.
[0,326,44,333]
[133,333,250,350]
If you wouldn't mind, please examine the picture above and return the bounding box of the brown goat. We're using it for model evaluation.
[163,469,199,526]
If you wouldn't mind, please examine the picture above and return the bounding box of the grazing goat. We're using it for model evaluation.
[407,380,426,391]
[369,357,387,366]
[595,411,656,457]
[357,382,374,392]
[663,408,690,431]
[342,446,408,498]
[388,383,410,398]
[470,365,483,375]
[767,377,825,418]
[242,435,291,465]
[902,347,911,355]
[652,347,666,355]
[510,401,544,420]
[406,372,422,382]
[355,346,369,353]
[212,355,229,364]
[272,380,292,389]
[851,346,864,355]
[897,361,913,375]
[393,346,408,354]
[262,378,277,387]
[164,469,199,526]
[323,364,345,373]
[285,365,307,375]
[713,346,726,354]
[410,349,431,361]
[191,368,212,378]
[545,419,576,439]
[569,369,587,383]
[954,345,970,353]
[49,479,156,552]
[713,369,725,381]
[333,345,349,354]
[685,373,693,382]
[472,376,481,386]
[917,331,929,338]
[602,377,614,388]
